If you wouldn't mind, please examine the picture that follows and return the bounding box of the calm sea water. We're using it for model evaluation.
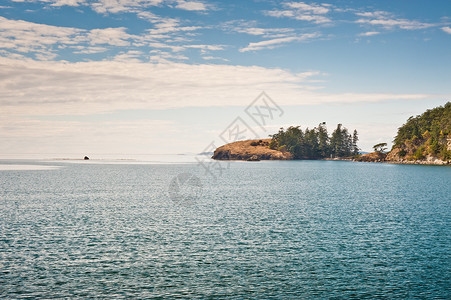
[1,159,450,298]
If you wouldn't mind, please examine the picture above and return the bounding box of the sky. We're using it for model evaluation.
[0,0,450,158]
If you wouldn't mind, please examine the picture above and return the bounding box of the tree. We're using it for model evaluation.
[352,130,360,155]
[373,142,387,153]
[317,122,329,157]
[330,124,343,158]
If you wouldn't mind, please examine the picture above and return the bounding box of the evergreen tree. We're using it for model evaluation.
[330,124,343,158]
[317,122,329,157]
[352,130,360,155]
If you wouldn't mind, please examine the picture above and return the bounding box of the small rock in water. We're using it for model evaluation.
[84,156,90,160]
[247,155,260,161]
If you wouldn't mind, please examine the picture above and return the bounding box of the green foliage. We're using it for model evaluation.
[352,129,360,155]
[373,143,388,153]
[269,139,278,150]
[393,102,450,160]
[270,123,358,159]
[413,146,425,160]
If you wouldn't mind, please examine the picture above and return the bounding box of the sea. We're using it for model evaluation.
[1,157,450,298]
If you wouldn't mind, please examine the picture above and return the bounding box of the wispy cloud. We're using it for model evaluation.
[202,56,228,61]
[266,1,332,24]
[223,20,295,39]
[358,31,380,37]
[355,10,434,30]
[240,33,320,52]
[0,16,220,59]
[11,0,212,13]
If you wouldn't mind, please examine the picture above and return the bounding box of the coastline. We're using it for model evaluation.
[212,139,450,166]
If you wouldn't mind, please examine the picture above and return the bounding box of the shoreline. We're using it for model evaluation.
[213,156,451,166]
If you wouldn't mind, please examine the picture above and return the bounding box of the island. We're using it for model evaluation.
[213,139,292,161]
[213,102,451,165]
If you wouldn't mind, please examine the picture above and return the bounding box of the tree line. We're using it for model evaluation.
[269,123,359,159]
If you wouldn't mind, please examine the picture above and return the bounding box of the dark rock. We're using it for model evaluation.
[247,155,260,161]
[84,156,90,160]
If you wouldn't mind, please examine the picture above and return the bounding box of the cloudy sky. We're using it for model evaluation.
[1,0,450,158]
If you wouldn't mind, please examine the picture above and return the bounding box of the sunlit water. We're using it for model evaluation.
[1,159,450,298]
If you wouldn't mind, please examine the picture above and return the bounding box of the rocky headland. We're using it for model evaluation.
[212,139,291,161]
[212,102,450,165]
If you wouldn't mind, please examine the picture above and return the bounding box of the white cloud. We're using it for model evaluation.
[72,46,108,54]
[223,21,295,38]
[175,0,208,11]
[113,50,144,62]
[50,0,86,7]
[90,0,165,14]
[0,16,84,59]
[149,50,188,62]
[284,2,329,14]
[355,11,390,18]
[87,27,133,46]
[240,33,320,52]
[355,11,433,30]
[358,31,380,36]
[202,56,228,61]
[0,16,216,59]
[0,57,437,117]
[10,0,212,14]
[441,26,451,34]
[266,1,332,24]
[185,44,224,51]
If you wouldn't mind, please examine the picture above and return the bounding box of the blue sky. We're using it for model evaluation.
[0,0,450,157]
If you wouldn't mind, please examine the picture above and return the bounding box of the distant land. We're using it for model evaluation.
[213,102,451,165]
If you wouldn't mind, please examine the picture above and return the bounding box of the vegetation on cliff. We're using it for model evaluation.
[391,102,451,161]
[269,123,359,159]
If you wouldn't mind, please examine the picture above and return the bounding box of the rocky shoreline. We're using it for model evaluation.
[212,139,451,166]
[355,153,450,165]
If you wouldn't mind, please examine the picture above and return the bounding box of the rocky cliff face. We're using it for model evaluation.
[212,139,292,161]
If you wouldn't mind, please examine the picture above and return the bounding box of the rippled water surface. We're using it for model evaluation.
[1,159,450,298]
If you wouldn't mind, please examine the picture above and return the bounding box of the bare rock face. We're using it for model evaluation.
[385,148,403,162]
[212,139,292,161]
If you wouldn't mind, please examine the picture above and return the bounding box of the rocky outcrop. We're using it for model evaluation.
[355,149,450,165]
[355,152,387,162]
[385,146,450,165]
[212,139,292,161]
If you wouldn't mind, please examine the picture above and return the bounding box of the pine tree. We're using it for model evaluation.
[352,129,360,155]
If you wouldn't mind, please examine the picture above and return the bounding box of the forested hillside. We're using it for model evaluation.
[391,102,451,161]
